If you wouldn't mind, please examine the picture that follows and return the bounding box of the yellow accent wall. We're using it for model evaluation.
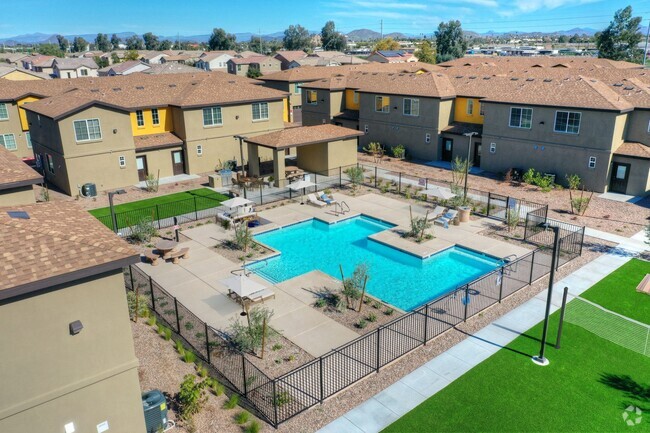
[130,107,173,136]
[283,98,289,122]
[17,96,40,131]
[345,90,359,110]
[2,70,44,81]
[454,97,484,124]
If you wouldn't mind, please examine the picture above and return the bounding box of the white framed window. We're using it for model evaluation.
[197,144,203,156]
[364,124,369,134]
[554,111,581,134]
[46,153,54,174]
[25,132,32,148]
[307,90,318,105]
[152,108,160,125]
[403,98,420,117]
[135,110,145,127]
[466,99,474,115]
[252,102,269,121]
[0,133,17,150]
[202,107,222,126]
[80,69,88,76]
[425,133,431,143]
[118,155,126,167]
[588,156,596,169]
[479,102,485,116]
[375,96,390,113]
[0,103,8,120]
[509,107,532,129]
[73,118,102,142]
[490,142,496,153]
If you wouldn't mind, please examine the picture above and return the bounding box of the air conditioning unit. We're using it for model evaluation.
[81,183,97,197]
[142,390,169,433]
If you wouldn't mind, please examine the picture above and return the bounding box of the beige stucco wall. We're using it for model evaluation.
[624,109,650,145]
[0,102,33,159]
[0,185,36,206]
[610,155,650,196]
[138,146,183,178]
[0,270,145,433]
[296,138,358,175]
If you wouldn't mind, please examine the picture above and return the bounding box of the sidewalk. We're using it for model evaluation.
[317,230,647,433]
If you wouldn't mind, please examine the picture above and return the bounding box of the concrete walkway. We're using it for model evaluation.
[318,231,647,433]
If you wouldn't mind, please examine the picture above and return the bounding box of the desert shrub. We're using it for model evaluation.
[128,216,158,243]
[384,307,395,316]
[183,350,196,364]
[127,291,149,319]
[391,144,406,159]
[235,411,250,424]
[273,391,291,407]
[223,394,239,409]
[314,298,327,308]
[196,364,208,378]
[146,315,157,327]
[178,374,207,421]
[357,319,368,329]
[144,173,159,192]
[233,224,253,252]
[228,306,274,354]
[246,420,261,433]
[367,312,378,322]
[345,166,365,195]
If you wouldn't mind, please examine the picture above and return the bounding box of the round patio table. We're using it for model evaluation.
[156,240,178,256]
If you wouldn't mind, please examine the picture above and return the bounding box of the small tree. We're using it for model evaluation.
[415,40,436,64]
[374,37,400,51]
[405,207,432,242]
[391,144,406,159]
[178,374,207,421]
[566,173,592,215]
[506,204,521,232]
[345,166,365,195]
[233,224,253,252]
[341,263,369,310]
[228,306,274,355]
[124,50,140,61]
[144,173,159,192]
[246,66,262,79]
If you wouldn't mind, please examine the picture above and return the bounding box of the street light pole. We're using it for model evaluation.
[108,189,127,234]
[532,224,560,366]
[234,135,247,178]
[462,132,477,201]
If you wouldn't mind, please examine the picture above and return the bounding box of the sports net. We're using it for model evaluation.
[565,297,650,357]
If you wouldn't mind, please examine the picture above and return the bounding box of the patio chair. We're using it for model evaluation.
[426,206,447,221]
[307,193,326,207]
[434,209,459,229]
[316,191,337,205]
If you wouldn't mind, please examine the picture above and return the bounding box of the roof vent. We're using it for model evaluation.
[613,83,623,87]
[543,79,552,82]
[510,77,519,81]
[469,76,476,79]
[526,78,534,81]
[169,84,177,88]
[112,87,121,91]
[90,89,100,93]
[483,77,491,80]
[7,211,30,219]
[623,86,634,90]
[136,86,144,90]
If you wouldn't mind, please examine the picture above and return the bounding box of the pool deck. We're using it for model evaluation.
[136,192,531,359]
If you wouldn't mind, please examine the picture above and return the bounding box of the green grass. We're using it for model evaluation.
[383,309,650,432]
[88,188,228,229]
[581,259,650,324]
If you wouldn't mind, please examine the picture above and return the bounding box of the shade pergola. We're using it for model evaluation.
[219,274,266,298]
[287,179,316,204]
[221,197,254,208]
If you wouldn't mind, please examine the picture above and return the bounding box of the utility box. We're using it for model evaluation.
[142,389,168,433]
[208,174,221,188]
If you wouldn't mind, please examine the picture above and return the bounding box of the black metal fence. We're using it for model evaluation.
[523,210,585,268]
[127,231,577,427]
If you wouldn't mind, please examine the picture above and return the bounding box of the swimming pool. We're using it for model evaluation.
[248,216,502,311]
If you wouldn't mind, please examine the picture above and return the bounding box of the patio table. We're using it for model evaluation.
[156,240,178,257]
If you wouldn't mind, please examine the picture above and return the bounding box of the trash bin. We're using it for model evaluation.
[219,169,232,187]
[458,206,471,223]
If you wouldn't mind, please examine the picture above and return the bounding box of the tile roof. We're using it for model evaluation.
[614,142,650,159]
[229,56,277,65]
[53,57,99,70]
[144,63,200,75]
[274,50,308,62]
[199,51,237,61]
[0,65,51,80]
[259,62,438,83]
[0,201,139,297]
[438,56,642,70]
[134,132,183,151]
[442,122,484,136]
[244,124,363,149]
[0,145,42,190]
[98,60,149,74]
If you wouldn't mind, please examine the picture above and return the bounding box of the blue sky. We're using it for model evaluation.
[0,0,648,38]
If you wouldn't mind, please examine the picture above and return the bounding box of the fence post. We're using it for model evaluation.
[155,204,161,229]
[498,267,504,302]
[398,172,402,193]
[128,266,135,292]
[425,178,428,190]
[260,184,263,205]
[272,379,279,427]
[243,186,247,199]
[339,166,342,188]
[579,227,585,256]
[194,196,198,221]
[486,193,492,217]
[376,327,381,372]
[204,322,211,364]
[242,355,248,397]
[149,276,156,313]
[529,251,536,284]
[423,304,429,345]
[319,357,324,403]
[374,166,378,188]
[174,298,181,333]
[463,285,470,321]
[523,212,530,240]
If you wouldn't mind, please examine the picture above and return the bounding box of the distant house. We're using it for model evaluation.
[237,50,262,59]
[1,53,30,66]
[160,54,193,64]
[366,50,416,63]
[196,51,236,71]
[0,65,50,81]
[98,60,151,76]
[145,63,203,75]
[287,54,368,69]
[22,55,56,75]
[139,51,169,64]
[227,56,281,76]
[52,58,99,79]
[274,50,308,70]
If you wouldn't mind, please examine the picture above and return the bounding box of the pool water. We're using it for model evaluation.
[248,216,502,311]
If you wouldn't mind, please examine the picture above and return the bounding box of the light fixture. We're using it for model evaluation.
[69,320,83,335]
[113,128,118,134]
[64,422,76,433]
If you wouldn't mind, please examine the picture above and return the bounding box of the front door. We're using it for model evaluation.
[609,162,630,194]
[136,156,148,182]
[442,138,453,162]
[171,150,184,175]
[473,142,482,167]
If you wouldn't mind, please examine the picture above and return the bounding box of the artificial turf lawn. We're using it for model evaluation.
[89,188,228,228]
[383,310,650,432]
[580,258,650,325]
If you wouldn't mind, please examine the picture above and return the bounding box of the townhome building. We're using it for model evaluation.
[227,56,281,76]
[98,60,152,76]
[196,51,236,71]
[22,55,56,75]
[274,50,308,70]
[52,58,99,79]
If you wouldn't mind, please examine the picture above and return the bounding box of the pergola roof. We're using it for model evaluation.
[244,124,363,150]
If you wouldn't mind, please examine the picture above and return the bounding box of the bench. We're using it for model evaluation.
[636,274,650,295]
[167,247,190,264]
[143,249,159,266]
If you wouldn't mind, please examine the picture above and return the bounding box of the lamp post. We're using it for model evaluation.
[234,135,247,178]
[462,132,477,201]
[532,224,561,366]
[108,189,127,234]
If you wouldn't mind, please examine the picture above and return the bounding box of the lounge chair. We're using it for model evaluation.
[244,288,276,304]
[316,191,337,205]
[307,193,326,207]
[435,210,459,228]
[426,206,447,221]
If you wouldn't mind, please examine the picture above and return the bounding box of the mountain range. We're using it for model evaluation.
[0,26,616,46]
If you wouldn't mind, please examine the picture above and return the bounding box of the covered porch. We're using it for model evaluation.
[244,124,363,187]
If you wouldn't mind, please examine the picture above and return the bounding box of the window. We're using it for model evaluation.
[554,111,581,134]
[466,99,474,115]
[80,69,88,76]
[307,90,318,105]
[403,98,420,117]
[294,83,303,94]
[353,91,359,104]
[252,102,269,121]
[490,142,496,154]
[118,155,126,167]
[425,133,431,143]
[0,103,8,120]
[509,107,533,129]
[197,145,203,156]
[479,102,485,116]
[152,108,160,125]
[25,132,32,148]
[364,124,369,134]
[375,96,390,113]
[647,120,650,133]
[73,119,102,141]
[0,133,17,150]
[237,64,241,71]
[588,156,596,169]
[46,154,54,174]
[136,110,145,127]
[202,107,222,126]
